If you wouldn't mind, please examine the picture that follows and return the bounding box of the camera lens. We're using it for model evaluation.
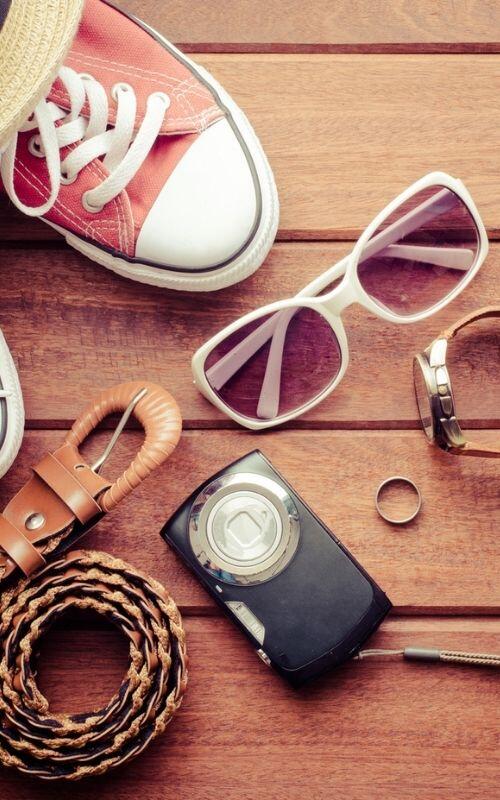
[208,491,283,565]
[188,473,300,585]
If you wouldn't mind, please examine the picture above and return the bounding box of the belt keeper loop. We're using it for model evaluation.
[32,453,102,524]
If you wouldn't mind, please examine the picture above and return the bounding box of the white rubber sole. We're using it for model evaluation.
[0,331,24,479]
[48,30,279,292]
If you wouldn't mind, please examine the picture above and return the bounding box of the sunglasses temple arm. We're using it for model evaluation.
[299,243,470,305]
[205,253,351,391]
[256,308,297,419]
[206,190,468,398]
[205,311,285,390]
[374,244,472,270]
[297,190,462,300]
[254,194,473,418]
[359,188,462,265]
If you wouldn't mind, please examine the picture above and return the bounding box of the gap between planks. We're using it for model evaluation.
[42,612,500,629]
[22,419,500,432]
[173,43,500,55]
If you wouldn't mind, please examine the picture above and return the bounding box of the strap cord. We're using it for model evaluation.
[357,646,500,668]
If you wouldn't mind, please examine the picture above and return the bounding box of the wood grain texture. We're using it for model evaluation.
[1,243,498,427]
[2,54,500,240]
[120,0,500,52]
[0,617,498,800]
[0,3,498,796]
[0,429,497,613]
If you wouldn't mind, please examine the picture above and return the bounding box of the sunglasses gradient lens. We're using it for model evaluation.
[358,186,480,316]
[203,306,342,422]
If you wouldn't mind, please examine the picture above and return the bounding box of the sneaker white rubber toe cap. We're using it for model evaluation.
[0,331,24,479]
[135,118,259,271]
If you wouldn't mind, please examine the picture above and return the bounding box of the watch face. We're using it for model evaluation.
[413,356,435,441]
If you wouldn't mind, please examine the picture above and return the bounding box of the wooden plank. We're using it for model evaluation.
[120,0,500,52]
[2,54,500,240]
[1,429,498,613]
[0,616,498,799]
[2,243,498,427]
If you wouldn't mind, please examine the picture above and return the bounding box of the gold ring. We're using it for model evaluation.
[375,476,422,525]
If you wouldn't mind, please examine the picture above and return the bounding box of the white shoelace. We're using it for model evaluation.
[0,66,170,217]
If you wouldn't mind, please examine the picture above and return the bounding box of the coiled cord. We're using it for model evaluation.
[0,550,188,781]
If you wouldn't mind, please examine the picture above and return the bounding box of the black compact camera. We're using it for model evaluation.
[161,450,391,686]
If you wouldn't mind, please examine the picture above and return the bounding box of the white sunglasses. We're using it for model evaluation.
[192,172,488,430]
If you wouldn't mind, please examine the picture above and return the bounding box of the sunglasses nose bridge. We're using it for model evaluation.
[321,277,358,315]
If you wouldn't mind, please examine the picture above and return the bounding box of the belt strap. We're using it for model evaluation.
[0,517,45,576]
[0,444,111,583]
[33,452,102,523]
[0,382,182,586]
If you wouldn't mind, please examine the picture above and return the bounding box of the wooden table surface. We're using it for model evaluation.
[0,2,499,798]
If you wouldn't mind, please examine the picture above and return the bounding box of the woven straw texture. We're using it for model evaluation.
[0,550,188,780]
[0,0,84,148]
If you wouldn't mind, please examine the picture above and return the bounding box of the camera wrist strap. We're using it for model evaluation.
[357,646,500,668]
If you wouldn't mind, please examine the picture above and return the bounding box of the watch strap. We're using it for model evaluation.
[442,304,500,340]
[436,305,499,457]
[449,440,500,458]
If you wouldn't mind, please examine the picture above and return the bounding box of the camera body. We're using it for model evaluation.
[161,450,391,686]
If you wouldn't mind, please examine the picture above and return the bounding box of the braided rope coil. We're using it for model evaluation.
[0,550,188,780]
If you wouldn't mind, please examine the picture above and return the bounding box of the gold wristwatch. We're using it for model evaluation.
[413,305,499,457]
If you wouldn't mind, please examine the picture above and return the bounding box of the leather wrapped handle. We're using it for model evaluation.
[64,381,182,512]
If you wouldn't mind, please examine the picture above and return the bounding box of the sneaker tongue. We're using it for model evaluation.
[47,0,223,137]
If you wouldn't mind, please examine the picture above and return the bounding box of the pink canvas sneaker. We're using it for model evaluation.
[0,0,278,291]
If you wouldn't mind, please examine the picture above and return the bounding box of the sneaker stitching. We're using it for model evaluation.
[67,50,197,84]
[66,54,194,90]
[49,85,221,132]
[63,55,217,114]
[14,162,122,250]
[79,158,125,251]
[173,84,222,130]
[113,193,126,254]
[171,84,196,123]
[118,192,132,254]
[84,157,132,255]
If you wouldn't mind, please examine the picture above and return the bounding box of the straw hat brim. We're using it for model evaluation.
[0,0,84,149]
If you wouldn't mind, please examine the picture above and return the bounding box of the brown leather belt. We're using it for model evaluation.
[0,381,187,779]
[0,550,187,780]
[0,380,182,585]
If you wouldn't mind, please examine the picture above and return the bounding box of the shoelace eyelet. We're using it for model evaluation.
[150,91,171,110]
[4,66,171,219]
[60,169,77,186]
[82,191,103,214]
[28,136,45,159]
[111,82,134,102]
